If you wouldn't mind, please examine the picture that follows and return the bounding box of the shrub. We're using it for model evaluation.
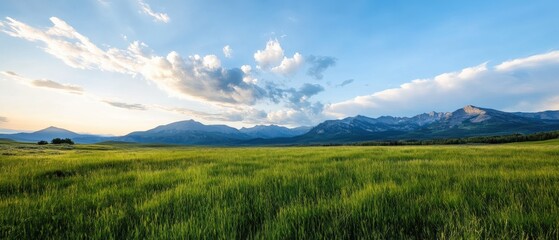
[51,138,75,145]
[37,140,48,145]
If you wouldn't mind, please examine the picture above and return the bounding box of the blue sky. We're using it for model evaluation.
[1,0,559,134]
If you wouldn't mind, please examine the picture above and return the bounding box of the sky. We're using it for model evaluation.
[1,0,559,135]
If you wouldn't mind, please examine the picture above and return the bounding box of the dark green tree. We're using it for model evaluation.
[51,138,75,145]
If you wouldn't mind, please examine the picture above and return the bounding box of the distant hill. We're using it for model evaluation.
[116,120,314,145]
[512,110,559,120]
[0,126,111,144]
[117,120,251,145]
[1,105,558,145]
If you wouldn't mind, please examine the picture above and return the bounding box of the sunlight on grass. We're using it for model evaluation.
[1,141,558,239]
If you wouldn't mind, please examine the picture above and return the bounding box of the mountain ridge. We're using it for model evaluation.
[1,105,558,145]
[295,105,559,144]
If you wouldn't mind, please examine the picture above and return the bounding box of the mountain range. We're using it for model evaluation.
[0,126,107,144]
[2,105,559,145]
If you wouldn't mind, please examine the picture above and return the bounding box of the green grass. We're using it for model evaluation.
[1,140,559,239]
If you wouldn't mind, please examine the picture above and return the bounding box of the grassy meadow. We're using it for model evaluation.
[1,140,559,239]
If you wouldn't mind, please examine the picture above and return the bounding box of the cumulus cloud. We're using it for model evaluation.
[287,83,324,109]
[254,39,304,77]
[337,79,354,87]
[326,51,559,118]
[254,39,284,69]
[265,82,324,108]
[262,83,326,125]
[223,45,233,58]
[32,79,83,93]
[0,17,330,126]
[307,55,336,80]
[271,53,304,77]
[1,17,266,105]
[266,101,325,126]
[103,100,147,110]
[138,0,170,23]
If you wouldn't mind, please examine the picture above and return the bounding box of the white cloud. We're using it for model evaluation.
[254,39,284,69]
[271,52,304,77]
[254,39,304,77]
[262,83,326,126]
[1,17,332,127]
[223,45,233,58]
[326,51,559,118]
[240,65,258,84]
[1,17,266,105]
[495,51,559,71]
[138,0,170,23]
[266,102,325,126]
[240,65,251,74]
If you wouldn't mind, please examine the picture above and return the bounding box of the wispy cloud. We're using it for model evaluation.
[0,17,266,105]
[97,0,110,7]
[1,71,150,113]
[337,79,354,87]
[223,45,233,58]
[0,116,7,123]
[3,71,17,76]
[32,79,83,94]
[138,0,170,23]
[103,100,147,111]
[495,51,559,71]
[307,55,336,80]
[1,70,285,125]
[1,71,82,94]
[1,17,331,126]
[326,51,559,118]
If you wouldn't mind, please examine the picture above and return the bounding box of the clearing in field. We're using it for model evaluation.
[1,140,559,239]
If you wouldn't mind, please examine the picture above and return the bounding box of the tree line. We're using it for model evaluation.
[355,131,559,146]
[37,138,75,145]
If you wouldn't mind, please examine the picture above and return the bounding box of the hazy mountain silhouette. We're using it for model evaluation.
[0,126,109,143]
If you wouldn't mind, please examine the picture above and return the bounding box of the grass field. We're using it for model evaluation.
[1,140,559,239]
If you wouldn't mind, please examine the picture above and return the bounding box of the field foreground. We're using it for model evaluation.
[1,140,559,239]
